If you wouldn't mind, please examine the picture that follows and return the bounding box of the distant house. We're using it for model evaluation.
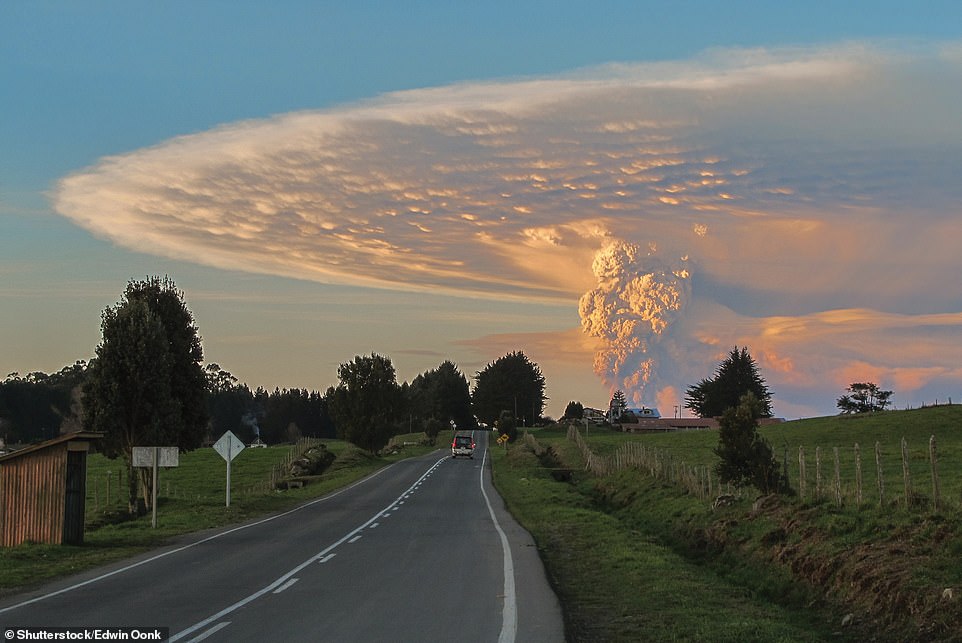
[609,405,661,423]
[583,407,608,424]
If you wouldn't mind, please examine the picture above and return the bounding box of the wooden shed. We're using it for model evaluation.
[0,431,103,547]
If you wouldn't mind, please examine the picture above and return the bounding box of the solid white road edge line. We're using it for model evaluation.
[480,445,517,643]
[272,578,299,594]
[168,457,448,642]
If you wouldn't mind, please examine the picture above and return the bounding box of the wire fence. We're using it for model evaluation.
[565,426,957,513]
[793,436,949,511]
[566,425,735,501]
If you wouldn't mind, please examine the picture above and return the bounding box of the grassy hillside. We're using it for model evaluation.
[582,405,962,509]
[490,407,962,641]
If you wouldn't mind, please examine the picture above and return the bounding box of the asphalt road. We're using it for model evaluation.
[0,431,564,642]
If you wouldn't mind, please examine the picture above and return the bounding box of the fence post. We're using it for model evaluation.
[930,435,941,513]
[833,447,842,508]
[815,446,822,502]
[901,437,912,510]
[854,443,863,509]
[798,446,806,501]
[875,441,884,507]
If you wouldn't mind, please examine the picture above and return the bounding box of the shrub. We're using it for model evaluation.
[714,392,789,494]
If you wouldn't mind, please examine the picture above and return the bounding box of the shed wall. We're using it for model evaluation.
[0,445,67,547]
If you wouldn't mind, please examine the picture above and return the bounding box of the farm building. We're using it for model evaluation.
[0,431,102,547]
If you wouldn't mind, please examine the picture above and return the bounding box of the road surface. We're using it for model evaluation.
[0,431,564,642]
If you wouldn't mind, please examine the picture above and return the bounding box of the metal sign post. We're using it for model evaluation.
[132,446,179,528]
[213,431,245,507]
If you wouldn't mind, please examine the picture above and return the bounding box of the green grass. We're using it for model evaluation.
[490,442,838,642]
[0,436,439,595]
[491,409,962,641]
[575,406,962,509]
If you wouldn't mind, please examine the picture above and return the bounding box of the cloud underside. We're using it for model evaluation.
[55,42,962,409]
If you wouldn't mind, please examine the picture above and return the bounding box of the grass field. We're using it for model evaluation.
[490,441,838,641]
[489,407,962,641]
[575,405,962,509]
[6,411,962,639]
[0,434,438,594]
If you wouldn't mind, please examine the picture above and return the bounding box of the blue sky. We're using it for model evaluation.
[3,2,962,419]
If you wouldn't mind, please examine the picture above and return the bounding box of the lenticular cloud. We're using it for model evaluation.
[53,42,962,413]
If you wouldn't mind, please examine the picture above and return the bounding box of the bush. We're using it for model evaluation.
[714,392,789,494]
[424,417,445,444]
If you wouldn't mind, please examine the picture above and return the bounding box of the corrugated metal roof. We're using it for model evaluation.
[0,431,103,463]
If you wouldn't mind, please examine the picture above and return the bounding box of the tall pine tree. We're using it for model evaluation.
[685,347,773,418]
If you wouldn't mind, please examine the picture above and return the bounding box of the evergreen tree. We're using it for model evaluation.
[685,347,773,418]
[326,353,400,454]
[83,277,208,513]
[563,401,584,420]
[609,390,628,420]
[714,392,788,494]
[408,361,474,431]
[471,351,546,427]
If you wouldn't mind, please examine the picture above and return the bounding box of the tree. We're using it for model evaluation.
[471,351,546,427]
[83,277,208,514]
[685,347,773,418]
[498,410,518,443]
[205,363,255,440]
[714,392,788,494]
[609,390,628,421]
[408,361,475,432]
[0,363,87,443]
[837,382,893,414]
[563,401,584,421]
[326,353,401,454]
[124,277,208,450]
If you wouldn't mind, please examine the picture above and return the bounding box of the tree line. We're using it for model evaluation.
[1,277,547,513]
[4,275,897,505]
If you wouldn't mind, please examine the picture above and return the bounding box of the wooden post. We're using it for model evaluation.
[854,443,863,509]
[833,447,842,508]
[798,446,806,501]
[875,441,884,507]
[901,437,912,510]
[929,435,941,513]
[815,446,822,502]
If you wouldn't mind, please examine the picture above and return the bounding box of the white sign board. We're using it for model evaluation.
[213,430,245,462]
[132,446,179,468]
[213,430,245,507]
[131,446,178,529]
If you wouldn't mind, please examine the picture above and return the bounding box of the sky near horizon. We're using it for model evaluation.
[3,2,962,420]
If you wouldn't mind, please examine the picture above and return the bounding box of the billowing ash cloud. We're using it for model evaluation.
[579,240,690,405]
[52,42,962,414]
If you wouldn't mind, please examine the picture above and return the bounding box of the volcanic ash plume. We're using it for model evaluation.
[578,240,691,405]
